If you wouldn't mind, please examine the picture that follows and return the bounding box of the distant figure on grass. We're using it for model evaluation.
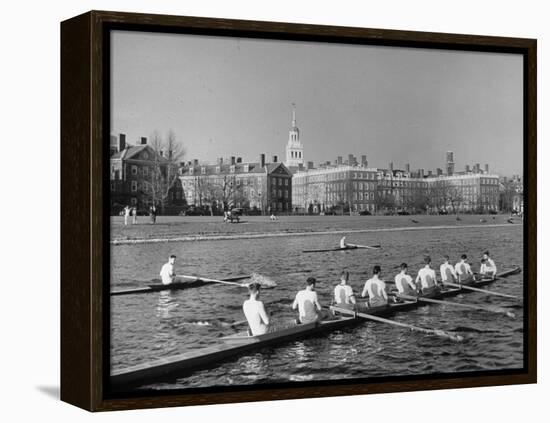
[394,263,417,296]
[292,277,323,324]
[159,255,177,285]
[123,205,131,226]
[339,236,347,249]
[131,207,137,224]
[270,213,277,221]
[362,265,388,307]
[334,271,356,308]
[479,251,497,278]
[440,255,458,284]
[415,256,439,295]
[455,254,474,283]
[243,282,270,336]
[149,205,157,224]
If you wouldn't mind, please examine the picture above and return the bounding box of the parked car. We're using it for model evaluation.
[359,210,372,216]
[397,210,410,216]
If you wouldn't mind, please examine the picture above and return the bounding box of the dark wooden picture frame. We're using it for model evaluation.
[61,10,537,411]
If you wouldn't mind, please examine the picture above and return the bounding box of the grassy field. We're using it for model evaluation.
[111,213,520,243]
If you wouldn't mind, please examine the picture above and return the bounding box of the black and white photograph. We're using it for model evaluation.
[107,28,526,393]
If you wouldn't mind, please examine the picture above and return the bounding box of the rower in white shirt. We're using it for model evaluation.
[159,255,177,285]
[334,271,356,308]
[362,265,388,307]
[455,254,474,283]
[440,255,458,284]
[394,263,418,296]
[292,277,323,324]
[243,283,270,336]
[339,236,347,249]
[415,256,439,295]
[479,251,497,278]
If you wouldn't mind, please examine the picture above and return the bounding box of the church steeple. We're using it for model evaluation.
[285,103,304,168]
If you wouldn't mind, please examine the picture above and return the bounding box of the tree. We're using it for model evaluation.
[143,130,185,213]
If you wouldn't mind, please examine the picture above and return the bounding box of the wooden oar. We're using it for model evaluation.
[177,275,248,287]
[398,294,515,318]
[443,281,520,300]
[353,311,463,342]
[347,243,381,249]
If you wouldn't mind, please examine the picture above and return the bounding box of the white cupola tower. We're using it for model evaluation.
[285,104,304,168]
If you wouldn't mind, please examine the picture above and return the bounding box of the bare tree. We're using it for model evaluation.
[143,130,185,213]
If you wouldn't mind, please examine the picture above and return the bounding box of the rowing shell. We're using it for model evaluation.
[110,274,251,296]
[302,244,381,253]
[110,266,520,390]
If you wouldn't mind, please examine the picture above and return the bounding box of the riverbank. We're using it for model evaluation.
[111,214,520,244]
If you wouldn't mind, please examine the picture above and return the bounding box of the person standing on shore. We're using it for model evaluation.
[131,207,137,224]
[123,205,130,226]
[160,255,177,285]
[243,283,270,336]
[149,205,157,224]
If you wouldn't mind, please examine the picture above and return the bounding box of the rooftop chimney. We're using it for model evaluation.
[260,154,266,168]
[140,137,147,145]
[361,155,368,167]
[193,159,199,166]
[337,156,343,165]
[237,157,242,164]
[218,157,223,165]
[348,154,354,165]
[230,156,236,165]
[484,164,489,173]
[405,163,410,173]
[389,162,394,171]
[307,161,314,170]
[119,133,126,152]
[272,155,278,163]
[465,164,470,173]
[428,170,433,177]
[436,168,443,176]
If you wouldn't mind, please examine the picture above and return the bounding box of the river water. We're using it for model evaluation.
[110,221,524,390]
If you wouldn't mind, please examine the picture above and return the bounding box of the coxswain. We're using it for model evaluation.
[292,277,323,324]
[394,263,417,296]
[455,254,474,283]
[242,283,270,336]
[440,255,458,284]
[480,251,497,278]
[159,255,177,285]
[415,256,439,295]
[340,236,347,249]
[361,265,388,307]
[334,271,356,308]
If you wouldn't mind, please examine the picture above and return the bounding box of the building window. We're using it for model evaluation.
[131,165,138,175]
[143,167,148,176]
[201,166,206,175]
[131,197,137,205]
[131,181,137,192]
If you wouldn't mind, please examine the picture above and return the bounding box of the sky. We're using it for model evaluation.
[111,30,523,176]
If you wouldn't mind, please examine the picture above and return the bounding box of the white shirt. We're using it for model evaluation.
[394,273,416,294]
[440,263,458,283]
[362,277,387,300]
[455,261,472,276]
[243,299,269,336]
[480,258,497,275]
[292,289,321,323]
[416,267,437,289]
[334,284,355,304]
[159,262,175,285]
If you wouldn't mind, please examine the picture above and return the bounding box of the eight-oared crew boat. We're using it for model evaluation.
[111,266,521,390]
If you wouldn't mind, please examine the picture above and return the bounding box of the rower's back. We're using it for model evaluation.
[243,283,269,336]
